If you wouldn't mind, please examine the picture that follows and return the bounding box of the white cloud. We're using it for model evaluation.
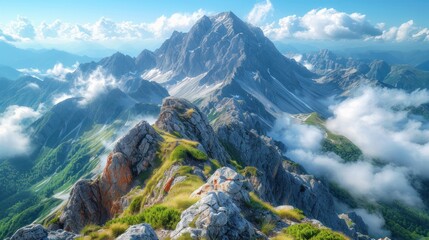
[51,93,74,105]
[355,209,391,237]
[3,16,36,40]
[270,86,429,206]
[144,9,206,38]
[327,87,429,177]
[247,0,273,25]
[286,53,314,71]
[270,114,423,206]
[374,20,429,42]
[263,8,382,40]
[72,67,117,105]
[0,105,40,159]
[0,10,206,43]
[46,62,78,80]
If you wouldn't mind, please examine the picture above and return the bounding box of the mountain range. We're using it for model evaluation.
[1,12,429,240]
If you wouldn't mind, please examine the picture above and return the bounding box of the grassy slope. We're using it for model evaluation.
[0,124,116,238]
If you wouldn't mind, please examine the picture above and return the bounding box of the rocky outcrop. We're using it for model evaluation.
[191,167,252,204]
[213,103,351,236]
[59,121,161,233]
[9,224,48,240]
[155,97,229,164]
[59,179,107,233]
[9,224,77,240]
[116,224,158,240]
[339,212,369,239]
[171,191,259,240]
[171,167,265,240]
[100,121,161,214]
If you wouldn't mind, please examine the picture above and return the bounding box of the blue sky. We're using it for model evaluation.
[0,0,428,56]
[0,0,427,26]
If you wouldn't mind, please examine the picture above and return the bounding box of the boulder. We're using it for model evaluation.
[10,224,48,240]
[116,224,158,240]
[9,224,78,240]
[192,167,252,204]
[60,179,107,233]
[170,192,259,240]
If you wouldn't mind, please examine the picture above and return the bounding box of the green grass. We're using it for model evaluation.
[128,196,143,214]
[248,192,304,222]
[169,143,208,162]
[229,159,244,171]
[303,113,362,162]
[109,223,128,237]
[240,166,258,177]
[177,232,193,240]
[210,159,221,170]
[107,205,180,230]
[161,174,203,211]
[81,224,102,235]
[284,223,348,240]
[261,221,276,235]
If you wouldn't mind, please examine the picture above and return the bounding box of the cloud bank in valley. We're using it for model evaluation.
[0,105,41,159]
[270,86,429,235]
[327,87,429,178]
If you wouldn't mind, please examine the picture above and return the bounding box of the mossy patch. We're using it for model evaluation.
[248,192,304,222]
[284,223,348,240]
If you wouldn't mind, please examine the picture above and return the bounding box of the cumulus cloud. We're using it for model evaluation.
[2,16,36,40]
[0,10,205,43]
[72,67,117,104]
[375,20,429,42]
[263,8,382,40]
[46,62,78,80]
[0,105,40,159]
[270,114,423,206]
[51,93,74,105]
[327,87,429,177]
[271,86,429,206]
[286,53,314,71]
[247,0,273,25]
[144,9,206,38]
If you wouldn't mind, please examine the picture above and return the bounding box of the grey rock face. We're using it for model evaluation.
[170,192,258,240]
[47,229,78,240]
[214,107,351,236]
[59,179,107,233]
[112,121,161,175]
[60,121,161,233]
[9,224,78,240]
[10,224,48,240]
[339,212,369,236]
[192,167,253,204]
[116,224,158,240]
[155,97,229,164]
[366,60,391,81]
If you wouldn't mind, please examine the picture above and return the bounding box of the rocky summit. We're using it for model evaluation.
[3,96,371,240]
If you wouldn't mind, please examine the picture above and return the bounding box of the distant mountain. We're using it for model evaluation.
[303,49,429,92]
[78,12,339,130]
[0,65,21,80]
[0,76,69,111]
[417,59,429,71]
[341,49,429,66]
[0,41,95,70]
